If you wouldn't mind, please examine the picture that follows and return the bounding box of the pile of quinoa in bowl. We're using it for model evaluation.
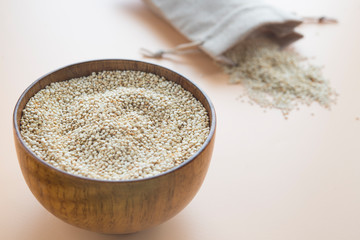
[20,70,210,180]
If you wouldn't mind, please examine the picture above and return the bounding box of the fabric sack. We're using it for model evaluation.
[142,0,303,63]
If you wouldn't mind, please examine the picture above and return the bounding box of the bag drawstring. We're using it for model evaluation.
[140,40,203,58]
[139,16,336,60]
[302,16,338,24]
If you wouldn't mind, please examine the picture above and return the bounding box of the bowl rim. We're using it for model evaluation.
[13,59,216,183]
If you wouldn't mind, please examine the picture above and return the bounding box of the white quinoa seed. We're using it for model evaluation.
[20,70,210,180]
[223,37,337,117]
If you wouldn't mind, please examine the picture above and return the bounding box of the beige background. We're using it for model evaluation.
[1,0,359,239]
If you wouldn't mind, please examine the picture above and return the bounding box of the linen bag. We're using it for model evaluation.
[142,0,303,64]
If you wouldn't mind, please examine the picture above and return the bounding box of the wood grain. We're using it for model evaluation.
[13,59,216,234]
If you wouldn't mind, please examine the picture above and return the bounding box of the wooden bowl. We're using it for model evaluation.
[13,59,216,234]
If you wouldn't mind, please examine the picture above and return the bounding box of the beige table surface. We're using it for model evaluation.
[1,0,359,239]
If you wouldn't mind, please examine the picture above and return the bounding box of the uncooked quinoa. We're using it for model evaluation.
[223,37,337,117]
[20,70,210,180]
